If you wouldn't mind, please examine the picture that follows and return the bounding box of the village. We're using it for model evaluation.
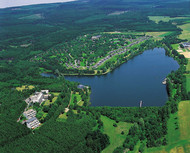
[29,33,150,74]
[65,35,150,69]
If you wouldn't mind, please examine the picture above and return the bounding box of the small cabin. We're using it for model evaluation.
[91,35,102,40]
[77,84,85,89]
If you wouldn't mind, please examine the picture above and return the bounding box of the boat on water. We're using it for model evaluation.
[162,78,167,85]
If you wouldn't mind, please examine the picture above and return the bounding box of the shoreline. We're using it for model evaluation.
[42,46,156,77]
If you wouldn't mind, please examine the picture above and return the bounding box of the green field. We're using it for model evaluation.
[148,16,190,41]
[148,16,190,24]
[186,75,190,93]
[178,23,190,41]
[57,113,68,121]
[146,31,172,40]
[171,44,179,50]
[44,93,59,106]
[16,85,34,91]
[19,14,43,20]
[70,92,82,106]
[145,101,190,153]
[101,116,132,153]
[187,59,190,72]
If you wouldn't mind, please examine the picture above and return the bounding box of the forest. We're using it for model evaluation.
[0,0,190,152]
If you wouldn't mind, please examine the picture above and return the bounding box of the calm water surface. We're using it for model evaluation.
[65,48,179,107]
[0,0,75,9]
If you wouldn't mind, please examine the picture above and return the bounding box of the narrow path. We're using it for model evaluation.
[65,91,73,112]
[77,100,82,104]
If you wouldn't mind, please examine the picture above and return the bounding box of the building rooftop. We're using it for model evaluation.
[182,42,190,47]
[26,117,37,123]
[23,109,36,119]
[26,117,41,129]
[77,84,85,89]
[91,35,102,40]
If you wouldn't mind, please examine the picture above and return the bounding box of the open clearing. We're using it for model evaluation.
[186,75,190,93]
[178,101,190,140]
[101,115,132,153]
[146,31,172,40]
[19,14,43,20]
[57,113,68,121]
[108,11,128,16]
[148,16,190,41]
[180,52,190,58]
[178,23,190,41]
[71,93,82,104]
[16,85,34,91]
[145,101,190,153]
[171,44,179,50]
[148,16,190,24]
[44,92,59,106]
[186,59,190,71]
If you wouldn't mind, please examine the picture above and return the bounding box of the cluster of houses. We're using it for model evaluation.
[64,36,148,70]
[182,42,190,48]
[21,90,50,129]
[92,36,149,68]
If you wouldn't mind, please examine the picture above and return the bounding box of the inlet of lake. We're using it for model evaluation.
[42,48,180,107]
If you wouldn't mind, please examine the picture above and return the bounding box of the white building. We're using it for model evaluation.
[26,117,41,129]
[23,109,36,119]
[25,90,50,104]
[182,42,190,48]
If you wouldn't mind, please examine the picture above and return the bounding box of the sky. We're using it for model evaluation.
[0,0,75,9]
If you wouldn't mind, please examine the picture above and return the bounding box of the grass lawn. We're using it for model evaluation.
[145,101,190,153]
[36,110,48,120]
[178,101,190,140]
[128,141,141,153]
[16,85,34,91]
[70,93,82,106]
[186,59,190,72]
[80,60,86,66]
[178,23,190,41]
[171,44,179,50]
[57,113,68,121]
[167,113,180,145]
[148,16,190,24]
[73,110,78,114]
[186,74,190,92]
[49,55,57,58]
[101,115,133,153]
[77,101,84,106]
[146,32,172,40]
[19,14,43,20]
[43,93,59,106]
[171,89,177,98]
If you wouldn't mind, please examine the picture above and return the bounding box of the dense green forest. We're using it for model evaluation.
[0,0,190,152]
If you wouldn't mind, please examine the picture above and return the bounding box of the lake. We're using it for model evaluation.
[0,0,75,9]
[64,48,179,107]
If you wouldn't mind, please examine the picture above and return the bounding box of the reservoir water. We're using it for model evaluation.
[64,48,179,107]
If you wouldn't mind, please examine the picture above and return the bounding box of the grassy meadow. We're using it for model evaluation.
[145,101,190,153]
[148,16,190,24]
[101,116,133,153]
[178,23,190,41]
[16,85,34,91]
